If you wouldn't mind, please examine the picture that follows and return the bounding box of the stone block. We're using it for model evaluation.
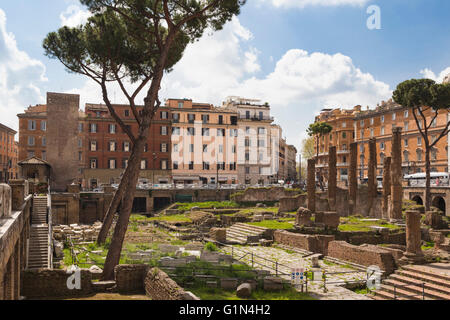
[236,283,252,298]
[296,207,312,226]
[220,278,238,290]
[263,277,283,291]
[209,228,226,243]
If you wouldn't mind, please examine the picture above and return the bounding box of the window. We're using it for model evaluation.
[259,112,263,120]
[219,144,223,153]
[172,127,180,135]
[380,142,385,150]
[218,115,223,124]
[202,128,210,136]
[403,151,409,162]
[258,127,266,135]
[123,141,130,152]
[203,144,208,153]
[230,129,238,137]
[173,143,178,152]
[28,120,36,130]
[96,111,101,117]
[245,127,250,134]
[109,124,116,134]
[188,114,195,123]
[359,144,364,153]
[217,128,225,136]
[188,161,194,170]
[161,143,167,153]
[370,118,374,125]
[109,159,117,169]
[245,167,250,174]
[90,141,97,151]
[245,111,250,119]
[232,145,236,153]
[417,136,422,146]
[161,160,168,170]
[404,121,409,131]
[78,123,84,133]
[245,137,251,147]
[41,151,46,160]
[217,162,225,170]
[109,141,117,151]
[259,153,264,161]
[202,114,209,123]
[392,113,396,120]
[360,120,364,127]
[203,162,210,170]
[245,153,249,161]
[370,128,374,137]
[187,127,195,136]
[360,129,364,138]
[404,110,409,118]
[140,159,147,170]
[431,148,437,161]
[178,102,183,108]
[173,113,180,123]
[342,122,347,128]
[404,139,408,147]
[431,117,437,128]
[42,136,46,146]
[230,116,237,125]
[258,139,265,147]
[381,115,384,123]
[417,149,423,162]
[189,144,194,152]
[78,152,82,161]
[144,143,148,152]
[28,136,35,146]
[173,161,178,170]
[122,159,128,168]
[230,162,237,170]
[381,126,385,135]
[342,132,347,139]
[124,110,130,117]
[41,121,47,131]
[161,111,168,119]
[27,151,35,158]
[90,158,97,169]
[161,126,168,135]
[90,123,97,133]
[78,139,82,148]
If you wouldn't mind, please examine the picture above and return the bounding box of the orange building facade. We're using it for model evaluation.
[0,123,18,182]
[313,100,450,183]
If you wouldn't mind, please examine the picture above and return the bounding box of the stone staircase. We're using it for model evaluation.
[28,196,50,269]
[226,223,268,244]
[373,264,450,300]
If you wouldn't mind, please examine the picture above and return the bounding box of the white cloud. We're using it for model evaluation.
[60,5,91,27]
[70,17,391,151]
[420,67,450,83]
[258,0,369,9]
[0,9,47,132]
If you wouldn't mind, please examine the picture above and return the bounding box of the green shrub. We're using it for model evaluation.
[204,242,218,252]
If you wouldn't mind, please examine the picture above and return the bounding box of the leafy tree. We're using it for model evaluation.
[301,136,315,160]
[307,121,332,190]
[393,78,450,210]
[44,0,245,280]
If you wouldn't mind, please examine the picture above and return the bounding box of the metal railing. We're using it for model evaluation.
[392,282,426,300]
[47,184,53,269]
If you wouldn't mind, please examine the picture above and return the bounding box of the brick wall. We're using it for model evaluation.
[327,241,396,274]
[21,269,93,298]
[144,268,192,300]
[114,264,149,293]
[274,230,335,255]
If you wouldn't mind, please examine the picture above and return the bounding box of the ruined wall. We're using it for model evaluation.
[144,268,194,300]
[46,93,80,191]
[0,184,12,218]
[114,264,149,293]
[327,241,396,274]
[274,230,335,255]
[51,193,80,225]
[278,194,307,213]
[232,187,301,203]
[21,269,93,298]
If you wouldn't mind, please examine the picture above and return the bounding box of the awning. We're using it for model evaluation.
[173,176,200,181]
[158,179,169,183]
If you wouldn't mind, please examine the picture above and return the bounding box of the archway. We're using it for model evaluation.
[412,195,423,206]
[431,196,446,213]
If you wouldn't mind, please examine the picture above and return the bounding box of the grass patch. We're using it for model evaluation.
[246,220,294,230]
[176,201,239,212]
[338,216,402,232]
[190,286,315,300]
[421,241,434,251]
[148,214,192,223]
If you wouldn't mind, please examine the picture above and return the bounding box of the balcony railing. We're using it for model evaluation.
[239,115,274,121]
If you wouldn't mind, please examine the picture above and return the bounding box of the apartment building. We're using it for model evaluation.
[312,98,450,183]
[222,96,279,185]
[313,106,359,183]
[167,99,238,185]
[0,123,18,182]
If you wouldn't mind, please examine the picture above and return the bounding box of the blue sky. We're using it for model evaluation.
[0,0,449,151]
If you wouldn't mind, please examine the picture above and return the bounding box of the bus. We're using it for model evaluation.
[404,172,449,187]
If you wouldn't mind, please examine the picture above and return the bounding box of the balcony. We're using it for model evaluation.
[239,115,274,121]
[337,162,348,167]
[337,150,350,154]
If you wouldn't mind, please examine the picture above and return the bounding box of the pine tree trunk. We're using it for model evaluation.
[101,137,146,280]
[96,165,132,244]
[425,146,431,211]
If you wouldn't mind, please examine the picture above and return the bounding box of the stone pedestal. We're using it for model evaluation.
[307,159,316,213]
[296,207,312,226]
[400,210,425,264]
[328,146,337,211]
[367,138,377,216]
[390,127,403,221]
[348,142,357,215]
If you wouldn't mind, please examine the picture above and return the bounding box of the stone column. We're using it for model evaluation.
[382,157,391,219]
[9,179,29,211]
[348,142,358,215]
[400,210,425,264]
[368,138,377,198]
[328,146,337,211]
[307,159,316,213]
[390,127,403,220]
